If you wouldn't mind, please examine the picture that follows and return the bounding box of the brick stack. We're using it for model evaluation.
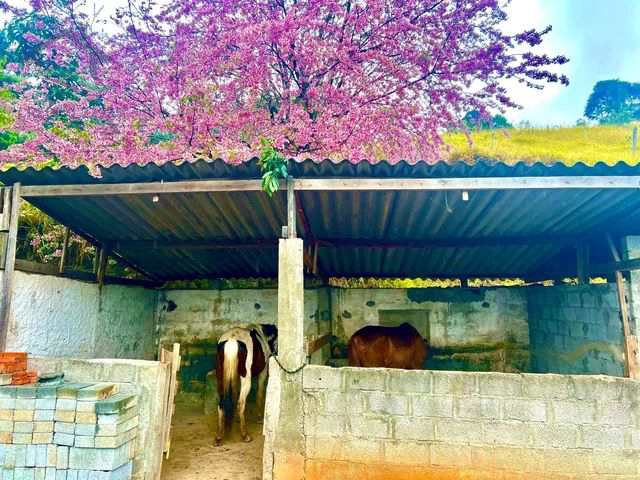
[0,382,139,479]
[0,353,38,386]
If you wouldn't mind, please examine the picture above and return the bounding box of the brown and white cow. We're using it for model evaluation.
[215,324,277,446]
[347,322,427,369]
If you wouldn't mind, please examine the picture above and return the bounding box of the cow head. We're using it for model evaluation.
[261,324,278,355]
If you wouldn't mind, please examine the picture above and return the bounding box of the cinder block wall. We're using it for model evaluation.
[294,366,640,479]
[5,271,159,360]
[527,284,625,376]
[158,288,331,392]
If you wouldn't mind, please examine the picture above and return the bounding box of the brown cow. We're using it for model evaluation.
[215,324,277,446]
[347,323,427,369]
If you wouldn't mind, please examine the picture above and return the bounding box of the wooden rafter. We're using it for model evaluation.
[110,233,587,251]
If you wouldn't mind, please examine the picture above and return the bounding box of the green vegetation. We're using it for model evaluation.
[584,80,640,124]
[445,124,640,166]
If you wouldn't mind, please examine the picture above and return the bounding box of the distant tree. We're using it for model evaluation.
[463,111,513,130]
[584,80,640,124]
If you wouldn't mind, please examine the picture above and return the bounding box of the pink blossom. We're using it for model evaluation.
[0,0,568,169]
[21,32,41,43]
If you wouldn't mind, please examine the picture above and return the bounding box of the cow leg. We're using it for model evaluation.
[257,368,268,415]
[215,343,225,447]
[215,404,225,446]
[238,374,252,442]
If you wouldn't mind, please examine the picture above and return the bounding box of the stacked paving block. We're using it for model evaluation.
[0,381,139,479]
[0,354,38,386]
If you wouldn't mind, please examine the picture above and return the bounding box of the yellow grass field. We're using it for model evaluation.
[444,123,640,166]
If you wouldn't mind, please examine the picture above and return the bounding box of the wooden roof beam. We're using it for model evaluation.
[19,175,640,197]
[110,233,586,251]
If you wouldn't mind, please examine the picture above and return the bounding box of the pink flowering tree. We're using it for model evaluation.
[0,0,568,172]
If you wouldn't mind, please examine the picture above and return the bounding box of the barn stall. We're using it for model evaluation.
[0,158,638,479]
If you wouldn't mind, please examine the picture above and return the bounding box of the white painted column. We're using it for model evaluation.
[277,237,305,370]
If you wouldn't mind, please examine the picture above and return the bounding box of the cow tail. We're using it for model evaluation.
[223,339,239,397]
[222,339,239,417]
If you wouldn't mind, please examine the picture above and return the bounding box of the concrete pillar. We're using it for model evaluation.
[262,238,306,480]
[277,238,305,370]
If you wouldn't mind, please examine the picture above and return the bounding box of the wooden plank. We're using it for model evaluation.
[0,184,21,351]
[96,246,109,286]
[312,241,319,275]
[112,233,585,251]
[576,243,590,284]
[606,234,639,379]
[286,177,296,239]
[161,343,181,461]
[15,259,58,276]
[18,175,640,198]
[591,257,640,275]
[306,334,333,356]
[12,258,162,287]
[59,227,70,274]
[21,179,264,197]
[0,188,11,231]
[114,239,278,250]
[294,176,640,191]
[317,235,583,249]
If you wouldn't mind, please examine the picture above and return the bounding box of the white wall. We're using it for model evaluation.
[4,271,158,359]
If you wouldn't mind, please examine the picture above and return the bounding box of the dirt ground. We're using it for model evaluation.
[161,399,264,480]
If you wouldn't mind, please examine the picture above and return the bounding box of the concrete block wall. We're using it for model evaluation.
[330,287,530,372]
[28,358,170,480]
[294,366,640,479]
[527,284,625,376]
[158,288,330,391]
[330,288,529,347]
[4,272,159,361]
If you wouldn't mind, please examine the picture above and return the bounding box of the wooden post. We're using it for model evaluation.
[59,227,70,274]
[286,176,296,239]
[0,188,11,231]
[96,246,109,286]
[607,234,639,378]
[312,241,319,276]
[0,184,21,351]
[0,188,11,269]
[576,243,590,284]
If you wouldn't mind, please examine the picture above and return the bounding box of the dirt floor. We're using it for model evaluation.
[161,399,264,480]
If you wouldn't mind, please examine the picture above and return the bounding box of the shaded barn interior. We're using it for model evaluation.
[1,158,639,382]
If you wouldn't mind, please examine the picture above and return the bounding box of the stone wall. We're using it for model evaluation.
[527,284,625,376]
[269,365,640,479]
[6,272,159,360]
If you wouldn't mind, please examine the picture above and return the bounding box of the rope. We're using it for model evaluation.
[269,354,307,375]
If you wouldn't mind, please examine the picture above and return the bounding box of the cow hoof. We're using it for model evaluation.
[242,435,253,443]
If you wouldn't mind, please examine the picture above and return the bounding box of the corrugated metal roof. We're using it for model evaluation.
[2,158,640,280]
[2,157,640,186]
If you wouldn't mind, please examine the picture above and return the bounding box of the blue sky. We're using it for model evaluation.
[505,0,640,126]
